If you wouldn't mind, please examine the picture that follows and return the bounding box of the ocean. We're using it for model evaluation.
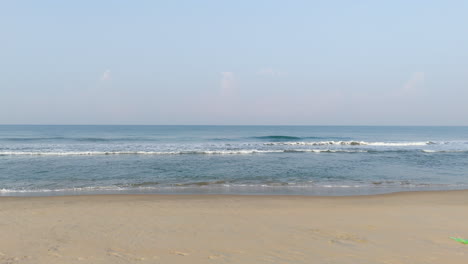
[0,125,467,196]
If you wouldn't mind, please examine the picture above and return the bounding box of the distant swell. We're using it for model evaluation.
[3,137,67,141]
[74,137,110,142]
[1,137,149,142]
[253,135,303,141]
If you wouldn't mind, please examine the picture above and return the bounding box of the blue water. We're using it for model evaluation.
[1,125,467,196]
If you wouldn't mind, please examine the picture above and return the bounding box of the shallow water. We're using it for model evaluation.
[1,125,467,196]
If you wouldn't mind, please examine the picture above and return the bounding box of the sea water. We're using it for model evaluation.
[0,125,467,196]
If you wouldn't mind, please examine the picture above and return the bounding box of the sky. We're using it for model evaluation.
[1,0,467,125]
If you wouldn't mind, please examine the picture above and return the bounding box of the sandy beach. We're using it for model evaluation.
[0,190,467,264]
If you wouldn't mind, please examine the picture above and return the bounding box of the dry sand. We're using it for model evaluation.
[0,190,467,263]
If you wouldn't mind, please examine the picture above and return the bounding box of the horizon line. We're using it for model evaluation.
[1,124,468,127]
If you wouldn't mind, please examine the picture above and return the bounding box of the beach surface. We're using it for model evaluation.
[1,191,467,264]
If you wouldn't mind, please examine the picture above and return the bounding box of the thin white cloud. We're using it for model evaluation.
[403,72,424,93]
[220,72,235,95]
[256,68,286,77]
[100,69,111,81]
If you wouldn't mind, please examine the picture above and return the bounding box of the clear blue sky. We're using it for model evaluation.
[1,0,467,125]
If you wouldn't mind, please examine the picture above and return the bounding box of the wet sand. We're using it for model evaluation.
[1,190,467,263]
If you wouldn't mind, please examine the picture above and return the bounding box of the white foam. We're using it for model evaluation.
[285,149,368,153]
[0,150,285,156]
[0,149,376,156]
[367,142,429,146]
[3,146,465,157]
[2,182,467,195]
[0,186,126,193]
[265,141,431,146]
[422,149,467,153]
[319,185,362,188]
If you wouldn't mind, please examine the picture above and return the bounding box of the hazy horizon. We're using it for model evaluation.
[1,1,467,126]
[1,124,468,127]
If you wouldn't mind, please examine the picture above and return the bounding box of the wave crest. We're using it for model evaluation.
[265,141,432,146]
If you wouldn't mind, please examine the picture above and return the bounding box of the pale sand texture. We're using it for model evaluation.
[0,191,467,264]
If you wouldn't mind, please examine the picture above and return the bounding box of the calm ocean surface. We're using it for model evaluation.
[0,125,467,196]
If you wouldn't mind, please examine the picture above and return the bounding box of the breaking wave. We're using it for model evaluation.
[421,149,468,153]
[2,149,466,156]
[265,141,434,146]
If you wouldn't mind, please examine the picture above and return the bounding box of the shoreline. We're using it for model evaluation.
[2,183,468,198]
[1,188,468,199]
